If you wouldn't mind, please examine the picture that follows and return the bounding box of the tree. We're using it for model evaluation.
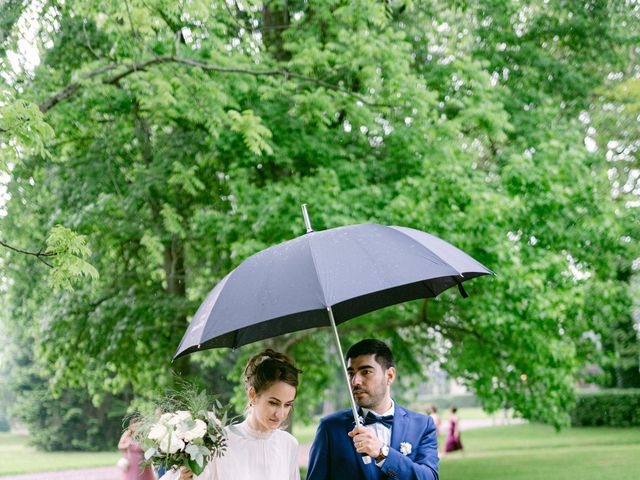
[1,36,96,288]
[589,74,640,388]
[0,0,638,438]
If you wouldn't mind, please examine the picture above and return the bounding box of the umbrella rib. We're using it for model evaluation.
[351,233,394,285]
[256,250,277,331]
[305,235,331,308]
[423,280,437,297]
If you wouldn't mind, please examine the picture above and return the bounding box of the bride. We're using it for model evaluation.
[181,349,302,480]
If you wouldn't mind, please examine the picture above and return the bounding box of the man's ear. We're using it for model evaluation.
[386,366,396,385]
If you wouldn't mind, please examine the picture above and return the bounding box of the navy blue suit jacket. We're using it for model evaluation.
[306,404,439,480]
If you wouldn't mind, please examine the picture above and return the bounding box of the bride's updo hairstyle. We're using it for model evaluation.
[243,349,302,395]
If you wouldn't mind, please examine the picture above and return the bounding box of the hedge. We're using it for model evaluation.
[570,389,640,427]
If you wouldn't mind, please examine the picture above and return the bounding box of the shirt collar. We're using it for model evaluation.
[362,399,395,419]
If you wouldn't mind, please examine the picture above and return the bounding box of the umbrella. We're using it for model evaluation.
[174,205,492,462]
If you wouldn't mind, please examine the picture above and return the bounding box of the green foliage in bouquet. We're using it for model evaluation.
[133,385,232,476]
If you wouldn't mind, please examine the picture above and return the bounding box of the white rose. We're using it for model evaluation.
[159,431,185,454]
[160,413,174,423]
[176,411,193,421]
[148,423,168,441]
[178,419,208,442]
[168,411,192,425]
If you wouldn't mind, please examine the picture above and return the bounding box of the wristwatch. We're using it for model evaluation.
[376,443,390,462]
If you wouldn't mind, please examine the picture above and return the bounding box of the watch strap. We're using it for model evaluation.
[375,444,388,462]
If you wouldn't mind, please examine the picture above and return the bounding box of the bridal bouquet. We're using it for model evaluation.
[133,387,231,479]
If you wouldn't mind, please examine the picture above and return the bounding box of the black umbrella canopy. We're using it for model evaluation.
[174,223,492,360]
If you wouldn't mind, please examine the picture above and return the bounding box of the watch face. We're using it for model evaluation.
[382,445,390,457]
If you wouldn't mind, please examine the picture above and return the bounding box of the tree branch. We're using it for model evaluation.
[39,55,394,113]
[123,0,142,64]
[38,63,120,112]
[81,19,100,59]
[0,239,55,267]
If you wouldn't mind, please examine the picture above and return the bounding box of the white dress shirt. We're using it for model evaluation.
[362,401,395,467]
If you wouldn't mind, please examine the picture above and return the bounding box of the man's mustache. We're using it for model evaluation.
[352,387,368,394]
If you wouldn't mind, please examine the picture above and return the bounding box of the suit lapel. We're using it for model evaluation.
[390,404,408,451]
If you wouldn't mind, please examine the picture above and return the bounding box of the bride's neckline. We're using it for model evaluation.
[237,419,276,439]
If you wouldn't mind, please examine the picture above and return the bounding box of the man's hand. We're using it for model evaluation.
[348,425,383,458]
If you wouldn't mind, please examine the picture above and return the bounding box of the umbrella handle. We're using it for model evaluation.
[327,307,372,465]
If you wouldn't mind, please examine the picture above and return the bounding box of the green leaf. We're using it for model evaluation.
[227,109,274,156]
[188,457,206,476]
[45,225,99,291]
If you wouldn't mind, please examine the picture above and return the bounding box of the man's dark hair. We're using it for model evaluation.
[346,339,395,370]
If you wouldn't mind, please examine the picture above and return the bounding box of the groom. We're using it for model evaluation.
[306,339,439,480]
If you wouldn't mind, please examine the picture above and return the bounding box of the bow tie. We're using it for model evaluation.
[363,411,394,429]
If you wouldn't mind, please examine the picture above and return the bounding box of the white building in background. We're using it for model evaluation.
[416,365,469,397]
[403,365,477,413]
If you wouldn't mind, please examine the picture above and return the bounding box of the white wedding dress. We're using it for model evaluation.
[196,420,300,480]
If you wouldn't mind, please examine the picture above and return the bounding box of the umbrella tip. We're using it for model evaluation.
[301,204,313,233]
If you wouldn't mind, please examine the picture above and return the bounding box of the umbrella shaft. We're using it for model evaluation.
[326,307,372,464]
[326,307,359,420]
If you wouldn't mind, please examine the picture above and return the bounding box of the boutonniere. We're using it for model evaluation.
[400,442,412,456]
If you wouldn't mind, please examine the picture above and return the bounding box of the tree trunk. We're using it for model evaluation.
[165,235,191,377]
[132,100,191,379]
[164,235,186,297]
[262,1,290,61]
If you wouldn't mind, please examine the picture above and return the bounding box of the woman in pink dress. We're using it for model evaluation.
[427,405,442,438]
[443,406,463,455]
[118,421,155,480]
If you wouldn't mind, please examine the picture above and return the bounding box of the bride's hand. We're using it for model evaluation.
[178,467,194,480]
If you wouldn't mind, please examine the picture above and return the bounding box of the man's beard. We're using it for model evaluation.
[353,381,387,409]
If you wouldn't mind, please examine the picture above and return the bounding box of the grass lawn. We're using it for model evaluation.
[4,421,638,478]
[0,433,120,476]
[440,423,640,480]
[293,422,319,445]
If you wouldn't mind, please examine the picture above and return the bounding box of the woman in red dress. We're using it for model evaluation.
[443,406,463,455]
